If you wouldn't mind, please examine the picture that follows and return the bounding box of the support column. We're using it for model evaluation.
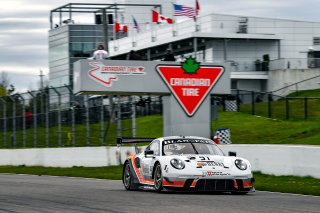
[162,95,211,138]
[193,37,198,58]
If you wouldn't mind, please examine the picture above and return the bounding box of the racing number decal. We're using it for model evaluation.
[199,156,210,161]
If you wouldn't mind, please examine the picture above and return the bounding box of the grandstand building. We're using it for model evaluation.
[48,1,320,107]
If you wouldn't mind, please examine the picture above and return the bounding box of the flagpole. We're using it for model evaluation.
[151,19,157,42]
[171,2,177,37]
[172,3,177,37]
[131,16,135,47]
[195,1,198,32]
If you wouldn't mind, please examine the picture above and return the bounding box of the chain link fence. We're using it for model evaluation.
[0,86,162,149]
[224,89,320,120]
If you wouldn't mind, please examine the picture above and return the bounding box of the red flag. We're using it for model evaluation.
[196,0,200,16]
[152,10,159,23]
[152,9,173,24]
[115,22,128,33]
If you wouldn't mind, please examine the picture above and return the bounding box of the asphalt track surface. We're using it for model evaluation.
[0,174,319,213]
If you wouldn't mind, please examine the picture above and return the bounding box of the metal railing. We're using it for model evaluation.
[224,89,320,120]
[0,86,162,149]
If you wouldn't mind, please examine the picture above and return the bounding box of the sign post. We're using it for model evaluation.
[74,59,230,138]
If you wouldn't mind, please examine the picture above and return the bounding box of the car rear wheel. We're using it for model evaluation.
[123,162,132,190]
[154,163,163,192]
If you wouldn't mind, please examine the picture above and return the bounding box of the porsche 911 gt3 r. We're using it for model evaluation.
[118,136,254,194]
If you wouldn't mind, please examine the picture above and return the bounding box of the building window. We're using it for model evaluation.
[313,37,320,45]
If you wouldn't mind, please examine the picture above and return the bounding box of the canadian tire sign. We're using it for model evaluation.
[157,57,224,116]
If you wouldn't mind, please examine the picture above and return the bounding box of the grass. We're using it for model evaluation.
[0,165,122,180]
[287,88,320,97]
[239,88,320,120]
[239,98,320,121]
[213,112,320,145]
[0,165,318,196]
[254,172,320,196]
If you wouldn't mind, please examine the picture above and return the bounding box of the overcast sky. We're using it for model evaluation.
[1,0,320,92]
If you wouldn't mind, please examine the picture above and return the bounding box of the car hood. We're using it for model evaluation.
[168,154,236,169]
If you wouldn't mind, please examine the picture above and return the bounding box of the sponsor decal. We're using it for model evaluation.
[88,61,145,87]
[203,171,231,177]
[157,57,224,116]
[163,139,214,145]
[199,161,225,167]
[164,165,169,173]
[197,162,203,168]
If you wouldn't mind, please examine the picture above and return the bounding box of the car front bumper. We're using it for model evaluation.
[162,176,255,192]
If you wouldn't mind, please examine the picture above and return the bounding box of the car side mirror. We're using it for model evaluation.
[144,150,154,157]
[228,151,237,157]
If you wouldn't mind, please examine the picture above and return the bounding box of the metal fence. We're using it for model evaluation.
[0,86,162,149]
[227,89,320,120]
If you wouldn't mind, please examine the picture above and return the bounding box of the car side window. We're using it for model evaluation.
[148,140,160,156]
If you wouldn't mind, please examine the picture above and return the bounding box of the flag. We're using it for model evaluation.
[115,22,128,33]
[132,16,140,32]
[152,10,173,24]
[173,4,195,18]
[196,0,200,16]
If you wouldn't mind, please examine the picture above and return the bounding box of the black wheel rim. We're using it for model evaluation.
[124,164,131,189]
[154,165,162,190]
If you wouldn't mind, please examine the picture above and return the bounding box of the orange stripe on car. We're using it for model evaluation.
[131,155,154,185]
[191,178,200,187]
[162,179,185,187]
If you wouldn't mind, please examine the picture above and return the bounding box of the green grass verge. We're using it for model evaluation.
[0,166,319,196]
[239,98,320,121]
[287,89,320,97]
[239,88,320,120]
[0,165,122,180]
[213,112,320,145]
[254,172,320,196]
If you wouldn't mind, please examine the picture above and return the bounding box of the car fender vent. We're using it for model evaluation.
[135,157,141,168]
[184,179,194,188]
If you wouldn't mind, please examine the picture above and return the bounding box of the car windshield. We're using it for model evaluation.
[162,139,224,156]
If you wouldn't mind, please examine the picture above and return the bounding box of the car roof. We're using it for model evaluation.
[160,136,211,141]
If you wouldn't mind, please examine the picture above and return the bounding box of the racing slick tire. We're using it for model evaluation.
[154,163,163,192]
[123,161,135,190]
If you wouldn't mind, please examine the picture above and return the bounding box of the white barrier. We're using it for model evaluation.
[0,147,136,168]
[0,145,319,178]
[220,144,320,179]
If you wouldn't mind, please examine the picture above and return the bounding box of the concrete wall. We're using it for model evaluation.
[268,68,320,95]
[0,145,319,178]
[220,144,320,179]
[0,147,136,168]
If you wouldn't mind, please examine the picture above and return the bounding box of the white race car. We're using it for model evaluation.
[119,136,254,194]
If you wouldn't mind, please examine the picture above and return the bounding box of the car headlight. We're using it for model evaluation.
[170,158,185,170]
[235,159,247,170]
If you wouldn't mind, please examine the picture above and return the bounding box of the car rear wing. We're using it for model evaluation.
[117,137,156,153]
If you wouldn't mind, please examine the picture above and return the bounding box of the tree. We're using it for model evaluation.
[0,71,15,96]
[0,85,6,97]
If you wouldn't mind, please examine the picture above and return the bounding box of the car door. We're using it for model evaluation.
[141,140,160,180]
